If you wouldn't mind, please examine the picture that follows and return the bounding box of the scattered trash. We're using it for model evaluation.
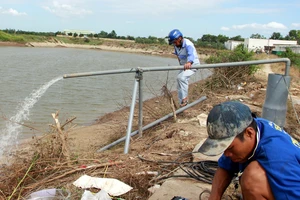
[179,130,189,136]
[25,188,70,200]
[73,175,133,196]
[197,113,208,127]
[148,184,160,193]
[237,82,247,90]
[136,171,159,175]
[81,190,111,200]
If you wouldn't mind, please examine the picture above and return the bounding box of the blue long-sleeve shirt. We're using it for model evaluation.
[173,38,200,65]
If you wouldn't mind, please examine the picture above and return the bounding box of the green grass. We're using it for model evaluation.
[0,31,25,43]
[21,35,49,42]
[0,31,105,45]
[57,36,104,45]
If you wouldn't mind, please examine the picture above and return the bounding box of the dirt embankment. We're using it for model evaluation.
[0,41,27,47]
[1,42,300,200]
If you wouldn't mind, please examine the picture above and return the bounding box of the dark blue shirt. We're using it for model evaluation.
[218,118,300,199]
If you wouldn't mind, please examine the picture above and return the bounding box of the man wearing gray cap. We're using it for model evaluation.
[198,101,300,200]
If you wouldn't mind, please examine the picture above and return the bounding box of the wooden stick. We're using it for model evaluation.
[8,155,38,200]
[51,111,71,163]
[25,161,122,189]
[61,117,77,129]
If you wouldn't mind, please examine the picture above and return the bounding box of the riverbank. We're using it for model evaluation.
[1,42,300,199]
[0,41,27,47]
[0,40,211,61]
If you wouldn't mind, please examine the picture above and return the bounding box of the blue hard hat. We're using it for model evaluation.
[168,29,183,45]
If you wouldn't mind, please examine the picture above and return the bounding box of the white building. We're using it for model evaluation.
[224,40,244,50]
[63,29,95,36]
[273,45,300,54]
[244,38,297,52]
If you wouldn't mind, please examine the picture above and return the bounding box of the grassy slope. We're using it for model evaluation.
[0,31,26,42]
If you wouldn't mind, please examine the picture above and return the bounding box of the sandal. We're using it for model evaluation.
[180,99,188,107]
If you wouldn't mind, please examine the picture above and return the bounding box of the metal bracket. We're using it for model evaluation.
[135,67,143,80]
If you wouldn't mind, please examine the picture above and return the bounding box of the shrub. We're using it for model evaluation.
[279,48,300,69]
[205,44,259,88]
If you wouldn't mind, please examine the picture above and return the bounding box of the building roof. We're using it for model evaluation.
[63,29,95,34]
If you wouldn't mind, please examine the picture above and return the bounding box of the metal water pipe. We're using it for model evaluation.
[123,78,138,154]
[63,58,291,79]
[124,68,144,154]
[63,58,292,151]
[97,96,207,152]
[137,69,144,138]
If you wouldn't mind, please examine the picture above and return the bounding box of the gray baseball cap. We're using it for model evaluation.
[198,101,253,156]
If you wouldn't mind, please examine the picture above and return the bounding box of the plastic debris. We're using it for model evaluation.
[237,82,247,90]
[136,171,159,175]
[197,113,208,127]
[73,175,133,196]
[26,188,70,200]
[81,190,111,200]
[148,184,161,193]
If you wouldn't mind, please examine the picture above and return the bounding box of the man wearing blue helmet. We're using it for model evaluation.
[167,29,200,107]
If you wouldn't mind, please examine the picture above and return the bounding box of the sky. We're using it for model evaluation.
[0,0,299,40]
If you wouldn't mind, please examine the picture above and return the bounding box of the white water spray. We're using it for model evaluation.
[0,76,63,156]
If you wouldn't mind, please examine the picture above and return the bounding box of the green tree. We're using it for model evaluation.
[3,29,16,34]
[270,32,283,40]
[217,34,229,43]
[201,34,217,43]
[186,37,195,43]
[288,30,298,40]
[229,35,244,41]
[126,35,135,40]
[98,31,108,38]
[250,33,266,39]
[55,31,62,36]
[286,30,300,44]
[107,30,117,38]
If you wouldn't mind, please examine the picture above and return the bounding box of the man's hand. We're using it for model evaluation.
[208,167,233,200]
[184,62,192,70]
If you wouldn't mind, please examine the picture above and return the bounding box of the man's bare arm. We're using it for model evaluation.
[209,167,233,200]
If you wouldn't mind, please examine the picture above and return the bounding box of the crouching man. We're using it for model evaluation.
[198,101,300,200]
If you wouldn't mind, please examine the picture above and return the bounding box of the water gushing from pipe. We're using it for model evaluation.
[0,76,63,157]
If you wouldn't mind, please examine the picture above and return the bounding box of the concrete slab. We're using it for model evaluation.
[148,177,211,200]
[148,138,222,200]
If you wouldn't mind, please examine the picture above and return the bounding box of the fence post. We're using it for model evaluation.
[137,68,144,137]
[124,77,139,154]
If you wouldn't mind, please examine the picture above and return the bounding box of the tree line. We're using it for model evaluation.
[1,28,300,49]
